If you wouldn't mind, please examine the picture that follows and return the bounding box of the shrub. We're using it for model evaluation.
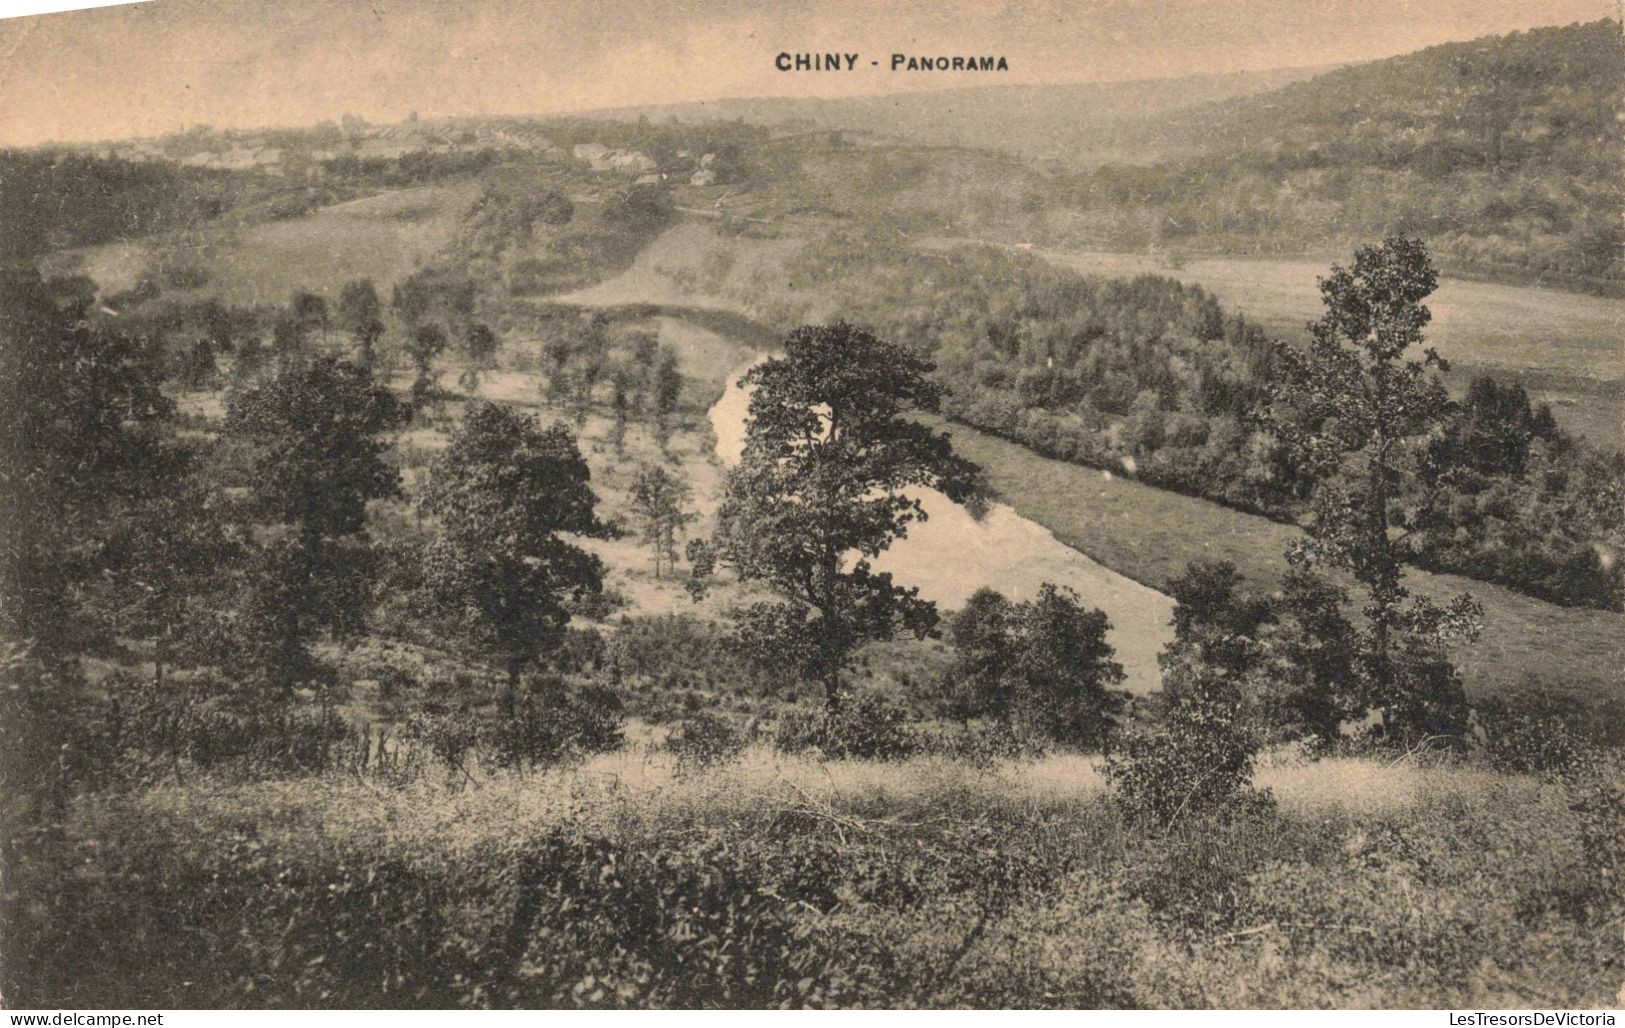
[1562,749,1625,923]
[402,705,483,781]
[921,719,1038,769]
[1376,637,1473,747]
[1475,684,1615,774]
[366,661,416,701]
[488,680,624,770]
[774,692,917,761]
[1102,656,1269,828]
[551,626,607,675]
[0,650,117,800]
[567,587,626,622]
[4,752,1617,1007]
[422,668,483,706]
[1124,817,1260,937]
[6,816,882,1008]
[162,262,211,289]
[666,711,748,773]
[113,672,360,776]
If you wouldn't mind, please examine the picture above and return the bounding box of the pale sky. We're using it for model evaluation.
[0,0,1615,146]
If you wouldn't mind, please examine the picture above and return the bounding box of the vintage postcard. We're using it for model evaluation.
[1,0,1621,1012]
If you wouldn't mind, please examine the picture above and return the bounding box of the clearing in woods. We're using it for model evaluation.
[58,182,481,306]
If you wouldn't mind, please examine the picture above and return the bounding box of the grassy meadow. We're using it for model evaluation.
[11,738,1617,1008]
[52,182,481,306]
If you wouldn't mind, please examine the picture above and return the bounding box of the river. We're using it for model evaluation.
[709,355,1174,694]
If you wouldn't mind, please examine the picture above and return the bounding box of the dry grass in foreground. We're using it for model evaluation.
[8,742,1614,1009]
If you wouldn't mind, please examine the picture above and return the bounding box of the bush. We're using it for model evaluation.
[1102,657,1269,828]
[550,626,607,675]
[6,817,882,1008]
[4,751,1617,1007]
[1123,811,1275,937]
[666,712,748,773]
[488,680,624,770]
[402,705,483,781]
[921,719,1038,769]
[162,262,211,289]
[1561,749,1625,922]
[774,693,917,761]
[1475,685,1619,774]
[567,587,626,622]
[112,672,361,776]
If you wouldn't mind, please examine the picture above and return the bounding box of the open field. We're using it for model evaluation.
[938,415,1625,703]
[56,182,481,305]
[957,243,1624,443]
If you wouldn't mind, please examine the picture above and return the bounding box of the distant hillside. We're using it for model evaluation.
[1053,19,1625,289]
[587,66,1329,165]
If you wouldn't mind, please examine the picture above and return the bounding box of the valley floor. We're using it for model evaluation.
[543,220,1625,706]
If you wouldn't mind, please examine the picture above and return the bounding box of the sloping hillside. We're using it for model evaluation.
[587,65,1328,164]
[1056,19,1624,289]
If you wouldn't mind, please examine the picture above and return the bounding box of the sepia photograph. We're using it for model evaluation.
[0,0,1621,1012]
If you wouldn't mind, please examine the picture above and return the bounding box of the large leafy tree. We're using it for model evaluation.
[710,321,977,710]
[223,357,406,693]
[419,403,606,696]
[0,269,173,666]
[1262,238,1480,740]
